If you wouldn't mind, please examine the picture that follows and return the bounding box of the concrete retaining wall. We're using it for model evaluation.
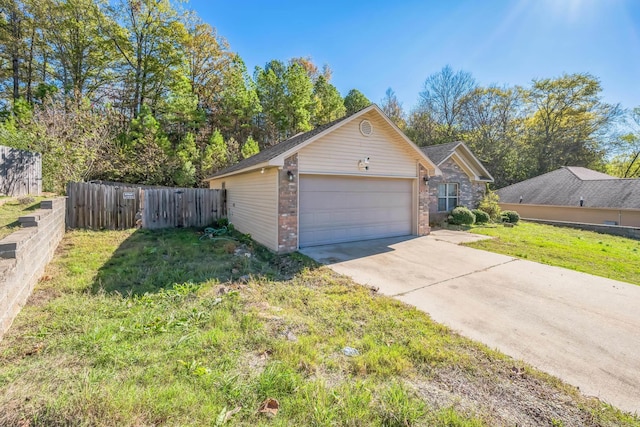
[0,197,66,340]
[525,218,640,240]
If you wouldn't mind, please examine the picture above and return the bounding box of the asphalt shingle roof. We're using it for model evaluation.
[496,167,640,209]
[206,106,372,180]
[420,141,461,165]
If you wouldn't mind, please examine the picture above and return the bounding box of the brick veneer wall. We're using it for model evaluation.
[418,164,431,236]
[0,197,66,340]
[428,158,486,225]
[277,154,298,253]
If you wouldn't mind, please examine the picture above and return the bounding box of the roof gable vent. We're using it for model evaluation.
[359,119,373,136]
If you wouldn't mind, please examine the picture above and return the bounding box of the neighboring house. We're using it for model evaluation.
[205,105,440,253]
[497,166,640,227]
[421,141,494,224]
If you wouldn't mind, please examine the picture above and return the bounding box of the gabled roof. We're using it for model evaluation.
[496,166,640,209]
[421,141,494,182]
[205,104,439,181]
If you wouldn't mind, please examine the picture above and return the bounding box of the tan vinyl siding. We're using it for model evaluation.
[298,111,419,177]
[209,168,278,250]
[500,203,640,228]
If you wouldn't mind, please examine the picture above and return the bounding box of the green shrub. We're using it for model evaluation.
[449,206,476,225]
[471,209,490,224]
[501,210,520,224]
[478,189,501,221]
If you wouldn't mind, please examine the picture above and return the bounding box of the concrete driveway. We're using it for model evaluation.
[301,231,640,414]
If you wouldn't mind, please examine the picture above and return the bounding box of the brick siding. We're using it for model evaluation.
[428,158,486,225]
[418,164,431,235]
[277,154,298,253]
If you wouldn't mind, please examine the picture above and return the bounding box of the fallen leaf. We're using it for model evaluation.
[258,398,279,417]
[224,406,242,422]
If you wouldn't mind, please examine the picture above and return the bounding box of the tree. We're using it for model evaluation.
[105,105,173,185]
[104,0,186,117]
[254,59,313,145]
[524,73,620,175]
[214,55,261,142]
[288,56,331,83]
[405,109,444,146]
[240,135,259,159]
[414,65,476,142]
[29,96,115,193]
[311,75,345,126]
[41,0,115,103]
[459,86,528,187]
[343,88,370,115]
[183,19,231,112]
[0,0,46,105]
[606,107,640,178]
[173,131,197,186]
[202,129,228,174]
[380,87,405,128]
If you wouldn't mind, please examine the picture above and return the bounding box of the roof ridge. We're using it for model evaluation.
[205,104,376,180]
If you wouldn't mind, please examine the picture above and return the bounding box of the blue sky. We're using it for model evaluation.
[187,0,640,112]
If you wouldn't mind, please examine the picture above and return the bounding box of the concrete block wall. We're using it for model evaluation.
[0,197,66,340]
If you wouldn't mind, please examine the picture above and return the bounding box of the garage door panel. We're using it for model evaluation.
[299,175,413,247]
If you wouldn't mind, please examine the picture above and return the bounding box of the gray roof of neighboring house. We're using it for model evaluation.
[496,166,640,209]
[421,141,461,165]
[206,106,371,180]
[564,166,617,180]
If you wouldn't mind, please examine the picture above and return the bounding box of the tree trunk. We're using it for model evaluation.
[25,26,35,104]
[10,9,21,103]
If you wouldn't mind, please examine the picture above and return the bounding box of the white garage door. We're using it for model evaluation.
[299,175,413,247]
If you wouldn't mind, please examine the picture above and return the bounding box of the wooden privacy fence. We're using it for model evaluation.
[66,182,142,229]
[0,145,42,197]
[143,188,224,229]
[66,182,225,230]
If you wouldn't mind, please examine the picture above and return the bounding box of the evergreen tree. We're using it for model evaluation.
[344,89,371,115]
[241,135,259,159]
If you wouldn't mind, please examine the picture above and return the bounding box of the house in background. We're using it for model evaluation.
[497,166,640,227]
[421,141,494,224]
[205,105,440,253]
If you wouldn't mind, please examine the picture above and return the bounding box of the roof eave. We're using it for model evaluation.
[374,106,441,176]
[269,105,378,166]
[448,142,495,182]
[268,104,442,176]
[203,161,271,181]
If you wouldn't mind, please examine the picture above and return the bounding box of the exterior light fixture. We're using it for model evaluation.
[287,171,294,181]
[580,196,584,207]
[519,195,523,204]
[423,176,429,183]
[261,168,265,174]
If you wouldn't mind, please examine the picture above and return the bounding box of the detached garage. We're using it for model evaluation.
[205,105,440,253]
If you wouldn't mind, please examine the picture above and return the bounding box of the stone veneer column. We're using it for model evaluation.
[277,154,298,253]
[418,164,431,236]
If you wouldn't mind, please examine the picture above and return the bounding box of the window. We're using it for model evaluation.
[437,183,458,212]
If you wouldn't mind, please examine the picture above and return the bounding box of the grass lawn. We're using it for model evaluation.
[1,228,638,426]
[0,196,46,240]
[466,221,640,286]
